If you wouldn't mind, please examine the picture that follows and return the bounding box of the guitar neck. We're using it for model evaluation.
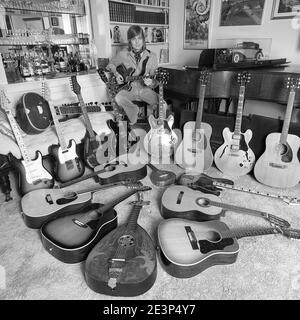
[222,227,279,240]
[234,85,245,135]
[58,104,103,115]
[213,181,294,203]
[195,84,206,131]
[5,110,31,163]
[76,93,95,138]
[126,204,143,231]
[75,181,130,196]
[280,89,295,144]
[97,188,139,214]
[158,83,165,120]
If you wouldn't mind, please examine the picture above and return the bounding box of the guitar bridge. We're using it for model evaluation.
[269,162,287,169]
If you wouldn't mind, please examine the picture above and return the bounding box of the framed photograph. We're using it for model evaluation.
[183,0,211,50]
[271,0,300,19]
[50,17,59,27]
[22,17,45,32]
[220,0,265,26]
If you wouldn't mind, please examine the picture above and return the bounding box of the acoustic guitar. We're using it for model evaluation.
[85,189,157,296]
[21,180,137,229]
[157,218,300,278]
[254,77,300,188]
[143,70,178,163]
[44,81,85,183]
[93,153,147,185]
[40,184,151,264]
[174,70,213,172]
[0,90,54,196]
[161,185,290,228]
[214,71,255,177]
[70,75,116,168]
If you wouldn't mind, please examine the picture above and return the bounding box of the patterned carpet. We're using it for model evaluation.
[1,164,300,300]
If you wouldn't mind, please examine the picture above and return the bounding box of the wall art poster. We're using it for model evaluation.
[183,0,210,50]
[220,0,265,26]
[272,0,300,18]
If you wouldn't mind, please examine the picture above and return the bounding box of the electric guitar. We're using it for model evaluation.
[143,70,178,163]
[214,72,255,177]
[157,218,300,278]
[0,90,54,196]
[161,185,290,228]
[21,180,138,229]
[174,70,213,172]
[70,75,116,168]
[254,77,300,188]
[44,81,85,183]
[40,184,151,264]
[85,189,157,296]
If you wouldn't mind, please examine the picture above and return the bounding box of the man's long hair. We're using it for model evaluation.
[127,25,146,52]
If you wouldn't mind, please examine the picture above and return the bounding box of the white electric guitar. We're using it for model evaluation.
[44,82,85,183]
[214,71,255,177]
[0,89,54,195]
[174,70,213,172]
[143,70,178,163]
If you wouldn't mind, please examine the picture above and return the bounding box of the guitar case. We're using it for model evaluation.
[16,92,52,134]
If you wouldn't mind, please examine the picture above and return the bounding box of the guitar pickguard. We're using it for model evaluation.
[199,238,234,254]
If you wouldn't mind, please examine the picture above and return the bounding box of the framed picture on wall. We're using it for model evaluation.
[220,0,265,26]
[183,0,211,50]
[23,17,45,32]
[271,0,300,19]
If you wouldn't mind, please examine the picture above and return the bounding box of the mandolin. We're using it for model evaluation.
[143,70,178,164]
[254,77,300,188]
[174,70,213,173]
[214,72,255,177]
[70,75,116,168]
[85,189,157,296]
[147,163,176,187]
[21,180,137,229]
[0,90,54,196]
[158,218,300,278]
[161,185,290,228]
[44,81,85,183]
[40,184,151,264]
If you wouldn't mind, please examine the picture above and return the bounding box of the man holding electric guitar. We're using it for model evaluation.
[106,25,159,125]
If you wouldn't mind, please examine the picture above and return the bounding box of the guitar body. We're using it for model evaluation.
[214,127,256,177]
[15,92,52,134]
[21,188,93,229]
[157,219,239,278]
[50,139,85,183]
[254,132,300,188]
[149,169,176,187]
[116,64,135,91]
[174,121,213,172]
[40,206,117,264]
[161,185,223,221]
[94,154,147,184]
[9,151,54,196]
[144,114,178,163]
[85,224,157,296]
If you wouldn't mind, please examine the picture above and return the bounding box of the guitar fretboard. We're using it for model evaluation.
[222,227,279,240]
[234,85,245,135]
[195,84,206,131]
[280,89,295,145]
[158,83,165,121]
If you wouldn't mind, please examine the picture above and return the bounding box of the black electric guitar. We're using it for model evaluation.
[143,70,178,163]
[214,72,255,177]
[158,218,300,278]
[0,90,54,196]
[85,189,157,296]
[44,81,85,183]
[254,77,300,188]
[70,75,116,168]
[161,185,290,228]
[40,184,151,264]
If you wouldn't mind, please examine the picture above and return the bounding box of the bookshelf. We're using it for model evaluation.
[108,0,170,65]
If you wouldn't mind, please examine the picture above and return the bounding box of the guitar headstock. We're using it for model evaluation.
[199,69,210,86]
[286,77,300,91]
[70,75,81,95]
[155,68,169,86]
[280,227,300,240]
[237,71,251,86]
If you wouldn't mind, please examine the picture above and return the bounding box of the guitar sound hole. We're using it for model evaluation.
[196,197,210,207]
[276,143,288,155]
[104,165,116,172]
[118,235,135,247]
